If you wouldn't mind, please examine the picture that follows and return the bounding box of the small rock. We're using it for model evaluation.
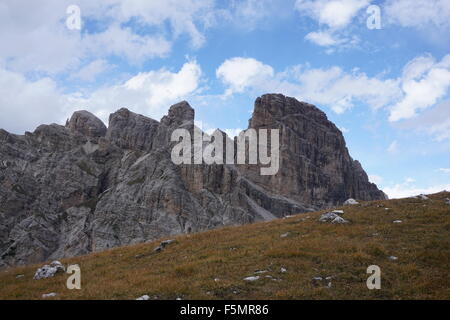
[16,274,24,279]
[384,208,390,210]
[331,216,349,224]
[332,210,344,215]
[176,297,182,300]
[42,292,57,298]
[136,295,150,300]
[254,270,268,274]
[417,194,429,200]
[344,198,359,205]
[280,267,287,273]
[34,261,65,280]
[214,278,220,282]
[154,239,176,252]
[319,212,349,223]
[319,212,338,222]
[389,256,398,261]
[243,276,260,281]
[393,220,402,223]
[444,198,450,206]
[160,239,175,248]
[280,232,289,238]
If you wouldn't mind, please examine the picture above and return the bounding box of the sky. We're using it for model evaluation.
[0,0,449,198]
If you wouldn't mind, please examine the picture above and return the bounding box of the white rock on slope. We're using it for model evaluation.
[344,198,359,205]
[243,276,260,281]
[319,212,349,224]
[34,261,65,280]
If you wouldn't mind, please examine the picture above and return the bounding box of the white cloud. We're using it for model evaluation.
[0,0,212,74]
[389,54,450,121]
[384,0,450,30]
[439,168,450,173]
[295,0,369,49]
[216,57,400,114]
[216,54,450,122]
[305,30,341,46]
[70,59,112,82]
[0,67,73,133]
[368,174,383,185]
[84,25,171,64]
[387,140,398,154]
[216,57,274,95]
[295,0,370,29]
[397,98,450,141]
[110,0,215,49]
[0,61,203,134]
[76,60,203,124]
[383,178,450,199]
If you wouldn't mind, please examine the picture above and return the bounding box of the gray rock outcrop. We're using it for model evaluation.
[0,94,386,268]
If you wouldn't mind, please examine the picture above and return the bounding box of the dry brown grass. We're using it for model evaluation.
[1,192,449,300]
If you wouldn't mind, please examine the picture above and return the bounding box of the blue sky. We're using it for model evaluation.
[0,0,449,198]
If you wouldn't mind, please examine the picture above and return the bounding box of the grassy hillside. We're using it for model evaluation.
[1,192,449,300]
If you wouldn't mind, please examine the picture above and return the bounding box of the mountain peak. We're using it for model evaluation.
[67,110,106,138]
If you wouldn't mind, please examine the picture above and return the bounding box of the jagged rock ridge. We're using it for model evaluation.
[0,94,386,267]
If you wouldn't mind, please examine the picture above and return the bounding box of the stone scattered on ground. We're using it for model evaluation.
[393,220,403,224]
[42,292,57,298]
[332,210,344,215]
[154,239,176,252]
[16,274,24,279]
[389,256,398,261]
[243,276,260,281]
[319,212,349,224]
[417,194,429,200]
[445,198,450,206]
[34,261,65,280]
[280,232,289,238]
[344,198,359,205]
[136,295,150,300]
[280,267,287,273]
[312,276,333,288]
[254,270,268,274]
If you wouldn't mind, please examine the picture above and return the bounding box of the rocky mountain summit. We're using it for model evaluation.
[0,94,386,267]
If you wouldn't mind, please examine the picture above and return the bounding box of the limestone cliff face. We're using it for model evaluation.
[242,94,386,208]
[0,94,386,267]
